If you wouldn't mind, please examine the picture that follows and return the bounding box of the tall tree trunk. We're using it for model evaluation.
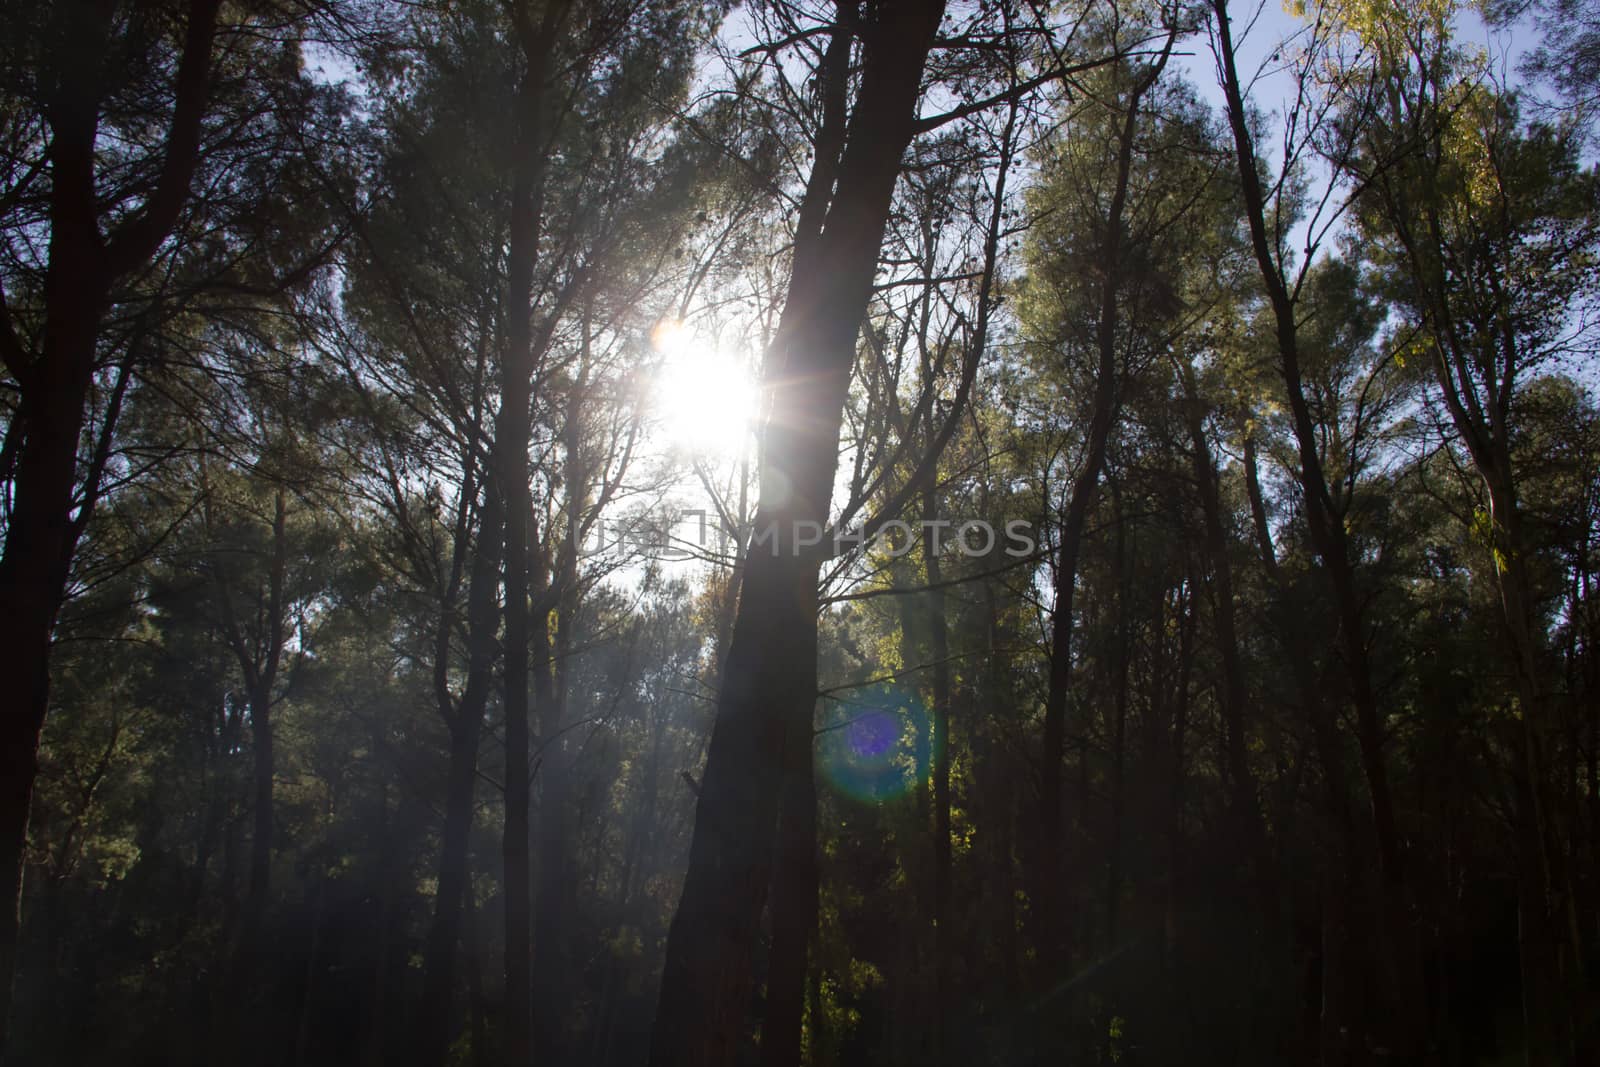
[1104,480,1131,945]
[1180,371,1270,903]
[649,6,945,1064]
[363,784,396,1067]
[531,564,574,1063]
[0,4,222,1055]
[922,488,952,1067]
[1404,228,1583,1060]
[207,485,292,1066]
[1161,573,1195,1052]
[246,685,275,936]
[1183,382,1284,1060]
[1586,551,1599,944]
[807,959,827,1067]
[1366,66,1595,1042]
[1211,5,1425,1055]
[1035,49,1167,977]
[1484,469,1580,1066]
[465,882,490,1067]
[246,489,290,949]
[981,582,1022,999]
[0,363,91,1062]
[497,6,570,1062]
[292,873,326,1067]
[1244,433,1359,1065]
[418,488,503,1067]
[532,325,601,1064]
[501,494,533,1067]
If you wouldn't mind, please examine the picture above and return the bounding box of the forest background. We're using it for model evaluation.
[1,0,1599,1065]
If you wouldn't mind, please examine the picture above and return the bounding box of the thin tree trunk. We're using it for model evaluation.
[293,873,326,1067]
[417,298,500,1063]
[464,883,490,1067]
[216,485,290,982]
[419,524,499,1062]
[498,5,571,1061]
[1104,480,1131,945]
[1480,451,1579,1067]
[1587,553,1599,941]
[531,573,572,1063]
[1212,5,1425,1055]
[807,958,827,1067]
[978,581,1022,998]
[531,336,594,1064]
[1183,391,1284,1061]
[501,502,533,1067]
[1371,91,1591,1052]
[417,488,502,1066]
[1491,479,1580,1065]
[246,683,275,935]
[363,784,395,1067]
[1163,573,1194,1047]
[1244,431,1359,1065]
[923,488,952,1067]
[204,484,292,1056]
[1036,48,1168,976]
[1180,371,1270,903]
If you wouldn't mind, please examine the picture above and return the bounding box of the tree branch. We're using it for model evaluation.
[103,0,225,277]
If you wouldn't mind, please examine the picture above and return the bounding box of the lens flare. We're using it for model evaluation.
[817,684,930,803]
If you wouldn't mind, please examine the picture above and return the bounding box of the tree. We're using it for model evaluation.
[1208,0,1433,1054]
[0,1,348,1050]
[650,3,949,1062]
[1019,17,1177,985]
[1353,38,1600,1058]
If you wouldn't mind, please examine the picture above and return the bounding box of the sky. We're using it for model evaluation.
[1172,0,1544,267]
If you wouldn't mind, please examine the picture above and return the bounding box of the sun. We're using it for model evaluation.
[650,319,759,457]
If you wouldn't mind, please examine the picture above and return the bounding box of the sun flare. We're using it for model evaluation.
[650,319,759,457]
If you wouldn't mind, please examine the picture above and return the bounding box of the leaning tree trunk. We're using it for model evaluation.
[648,6,945,1065]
